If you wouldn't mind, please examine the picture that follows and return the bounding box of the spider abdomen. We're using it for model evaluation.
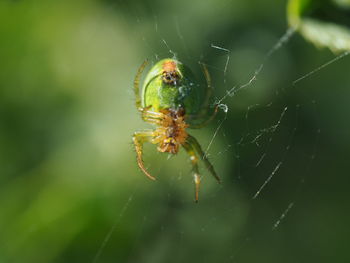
[142,59,205,117]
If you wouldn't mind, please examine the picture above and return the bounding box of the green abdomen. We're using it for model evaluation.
[141,59,204,116]
[143,79,201,115]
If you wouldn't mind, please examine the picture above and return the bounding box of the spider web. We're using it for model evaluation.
[91,1,350,263]
[3,1,350,263]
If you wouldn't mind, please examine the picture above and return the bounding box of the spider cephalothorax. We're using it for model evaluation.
[133,58,220,202]
[153,108,188,154]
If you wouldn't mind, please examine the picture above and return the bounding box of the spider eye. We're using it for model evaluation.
[162,71,180,85]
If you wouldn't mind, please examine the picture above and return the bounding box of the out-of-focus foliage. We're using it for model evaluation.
[288,0,350,52]
[1,0,350,263]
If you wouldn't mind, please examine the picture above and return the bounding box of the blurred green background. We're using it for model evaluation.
[1,0,350,262]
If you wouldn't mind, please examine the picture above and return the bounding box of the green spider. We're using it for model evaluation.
[132,58,220,202]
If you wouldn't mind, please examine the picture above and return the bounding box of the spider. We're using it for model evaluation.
[132,58,221,202]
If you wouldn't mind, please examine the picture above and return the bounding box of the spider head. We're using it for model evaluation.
[158,137,179,154]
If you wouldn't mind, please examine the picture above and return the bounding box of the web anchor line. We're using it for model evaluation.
[92,191,135,263]
[293,50,350,85]
[216,27,296,104]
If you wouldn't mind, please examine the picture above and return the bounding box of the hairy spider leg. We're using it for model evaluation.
[187,135,221,183]
[186,63,219,129]
[187,104,219,129]
[200,62,212,108]
[133,131,157,181]
[134,60,148,110]
[134,61,167,126]
[140,107,164,124]
[182,141,202,202]
[183,135,221,202]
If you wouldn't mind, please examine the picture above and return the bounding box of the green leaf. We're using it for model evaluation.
[287,0,350,53]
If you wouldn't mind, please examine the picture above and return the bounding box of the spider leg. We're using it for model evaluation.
[185,62,218,128]
[134,60,148,110]
[186,63,219,129]
[140,107,164,124]
[199,61,212,108]
[187,104,219,129]
[133,131,156,181]
[187,135,221,183]
[182,141,202,203]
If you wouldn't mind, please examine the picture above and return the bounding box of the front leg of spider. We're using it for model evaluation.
[133,106,169,180]
[133,131,156,181]
[182,141,202,202]
[187,135,221,184]
[183,135,221,202]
